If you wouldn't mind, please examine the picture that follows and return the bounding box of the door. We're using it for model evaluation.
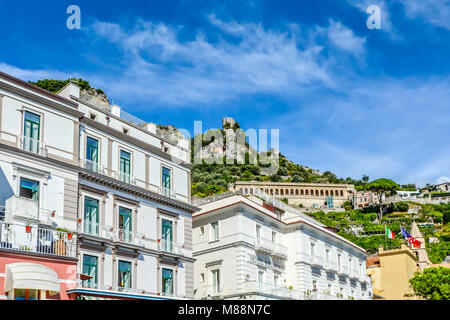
[162,167,171,197]
[86,137,99,172]
[82,255,98,288]
[118,260,132,289]
[120,150,131,183]
[162,268,173,296]
[84,197,99,235]
[23,111,40,153]
[119,207,132,242]
[161,220,173,252]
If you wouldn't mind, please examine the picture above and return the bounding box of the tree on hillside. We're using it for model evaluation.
[362,175,370,183]
[364,178,400,220]
[408,267,450,300]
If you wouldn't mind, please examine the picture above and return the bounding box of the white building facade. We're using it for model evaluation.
[192,192,373,300]
[0,72,198,300]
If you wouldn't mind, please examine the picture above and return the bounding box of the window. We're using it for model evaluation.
[84,197,99,235]
[200,226,205,235]
[200,273,205,283]
[211,269,220,294]
[256,225,261,240]
[82,255,98,288]
[23,111,41,153]
[123,128,129,135]
[272,231,276,244]
[89,113,97,120]
[161,219,173,252]
[162,268,173,296]
[338,254,341,267]
[86,137,99,172]
[119,207,132,242]
[14,289,40,300]
[258,271,264,287]
[274,275,279,287]
[19,178,39,200]
[211,221,219,242]
[119,150,131,183]
[312,280,317,291]
[326,249,330,264]
[118,260,132,289]
[162,167,171,196]
[310,243,315,257]
[328,283,332,294]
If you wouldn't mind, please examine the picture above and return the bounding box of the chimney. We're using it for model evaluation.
[111,105,121,117]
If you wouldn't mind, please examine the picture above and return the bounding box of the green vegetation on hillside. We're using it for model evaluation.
[30,78,106,96]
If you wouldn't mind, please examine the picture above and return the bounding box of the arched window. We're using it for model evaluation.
[340,190,344,197]
[270,189,273,195]
[239,188,243,193]
[330,190,334,197]
[280,189,284,196]
[250,188,254,195]
[300,189,303,196]
[275,189,279,195]
[320,190,324,196]
[296,189,300,196]
[315,190,319,197]
[325,190,329,196]
[245,188,249,194]
[305,190,309,196]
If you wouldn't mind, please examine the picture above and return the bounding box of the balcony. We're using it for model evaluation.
[159,186,176,199]
[78,282,187,299]
[254,237,274,254]
[80,159,105,175]
[310,255,325,268]
[19,135,47,156]
[350,267,360,279]
[272,243,288,259]
[338,265,349,276]
[116,172,136,186]
[158,239,184,255]
[0,222,76,257]
[4,196,62,227]
[79,221,157,250]
[198,284,224,299]
[307,291,347,301]
[325,261,338,273]
[242,281,302,300]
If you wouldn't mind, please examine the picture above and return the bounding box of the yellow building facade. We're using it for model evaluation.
[367,244,420,300]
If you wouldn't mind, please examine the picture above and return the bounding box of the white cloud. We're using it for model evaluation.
[396,0,450,30]
[436,176,450,184]
[326,20,366,55]
[0,63,70,82]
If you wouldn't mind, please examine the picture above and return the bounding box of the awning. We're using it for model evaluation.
[4,263,60,295]
[78,295,119,300]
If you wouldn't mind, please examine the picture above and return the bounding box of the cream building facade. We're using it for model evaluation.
[192,192,372,300]
[232,181,355,210]
[0,72,198,300]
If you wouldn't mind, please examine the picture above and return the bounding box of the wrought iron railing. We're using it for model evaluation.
[19,135,47,156]
[80,159,105,175]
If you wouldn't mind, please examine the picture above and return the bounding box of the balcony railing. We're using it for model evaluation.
[159,186,176,199]
[0,222,76,257]
[243,281,302,300]
[78,282,187,299]
[198,284,224,299]
[19,135,47,156]
[116,172,136,185]
[79,221,158,250]
[338,265,349,276]
[3,197,63,227]
[310,255,325,267]
[325,261,338,272]
[158,239,184,255]
[254,237,274,253]
[80,159,105,175]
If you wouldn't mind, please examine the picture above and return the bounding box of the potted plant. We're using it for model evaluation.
[19,245,32,251]
[25,222,32,233]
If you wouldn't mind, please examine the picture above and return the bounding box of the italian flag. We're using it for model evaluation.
[385,226,395,239]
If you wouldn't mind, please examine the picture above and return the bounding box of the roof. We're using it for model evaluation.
[194,193,368,254]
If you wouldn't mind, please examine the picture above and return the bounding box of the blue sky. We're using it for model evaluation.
[1,0,449,186]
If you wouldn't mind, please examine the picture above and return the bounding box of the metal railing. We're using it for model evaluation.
[243,281,302,300]
[159,186,176,199]
[79,221,158,250]
[79,281,187,299]
[0,222,76,257]
[19,135,47,156]
[80,159,106,175]
[158,239,184,255]
[116,171,136,185]
[198,284,224,299]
